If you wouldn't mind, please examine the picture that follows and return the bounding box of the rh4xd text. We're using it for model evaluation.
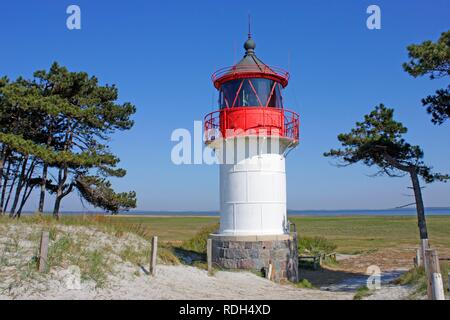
[179,304,271,317]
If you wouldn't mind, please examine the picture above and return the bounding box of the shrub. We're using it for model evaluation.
[353,286,372,300]
[181,223,219,254]
[295,279,314,289]
[158,245,181,265]
[297,236,337,255]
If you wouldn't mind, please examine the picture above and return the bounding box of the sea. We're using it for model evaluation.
[43,207,450,216]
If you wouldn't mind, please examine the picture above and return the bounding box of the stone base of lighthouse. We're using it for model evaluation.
[209,234,298,283]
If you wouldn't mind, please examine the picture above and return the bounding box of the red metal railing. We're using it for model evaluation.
[204,108,300,144]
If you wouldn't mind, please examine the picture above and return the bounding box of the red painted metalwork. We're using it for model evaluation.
[205,39,299,146]
[204,108,300,143]
[212,65,290,89]
[265,81,277,108]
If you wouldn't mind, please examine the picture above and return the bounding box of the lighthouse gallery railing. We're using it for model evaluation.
[204,108,300,143]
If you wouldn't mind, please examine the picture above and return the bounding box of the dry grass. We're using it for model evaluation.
[394,262,450,298]
[94,215,450,254]
[0,214,181,292]
[290,215,450,254]
[180,223,219,254]
[1,214,449,292]
[353,286,373,300]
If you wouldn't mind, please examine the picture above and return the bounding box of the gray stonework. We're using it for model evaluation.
[210,234,298,283]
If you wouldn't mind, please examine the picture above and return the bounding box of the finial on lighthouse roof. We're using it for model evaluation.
[244,37,256,54]
[244,14,256,55]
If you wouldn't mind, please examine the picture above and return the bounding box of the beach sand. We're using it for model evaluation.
[0,220,418,300]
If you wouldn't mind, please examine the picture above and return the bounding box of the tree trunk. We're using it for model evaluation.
[9,156,28,217]
[0,161,11,216]
[52,124,74,220]
[53,194,62,220]
[4,168,17,214]
[16,159,36,218]
[410,169,429,240]
[0,146,5,215]
[17,186,34,218]
[53,167,67,220]
[38,131,53,214]
[53,170,74,220]
[382,152,430,248]
[38,164,48,214]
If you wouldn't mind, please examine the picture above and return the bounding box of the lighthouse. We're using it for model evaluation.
[204,32,300,282]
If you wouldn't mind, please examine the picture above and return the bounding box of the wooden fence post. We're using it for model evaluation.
[431,273,445,300]
[421,239,429,273]
[414,248,421,267]
[38,231,49,272]
[207,238,212,275]
[150,236,158,276]
[425,249,441,300]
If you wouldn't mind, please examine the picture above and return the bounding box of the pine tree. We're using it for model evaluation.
[0,63,137,218]
[324,104,448,246]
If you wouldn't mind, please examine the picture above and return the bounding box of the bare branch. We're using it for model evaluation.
[395,202,416,209]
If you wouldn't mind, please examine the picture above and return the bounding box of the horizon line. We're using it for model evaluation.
[15,206,450,214]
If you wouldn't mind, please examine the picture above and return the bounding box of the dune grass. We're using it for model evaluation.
[298,236,337,255]
[353,285,373,300]
[1,214,449,293]
[107,215,450,254]
[2,214,450,254]
[295,279,314,289]
[0,214,181,290]
[180,223,219,254]
[290,216,450,254]
[394,263,450,297]
[109,216,218,243]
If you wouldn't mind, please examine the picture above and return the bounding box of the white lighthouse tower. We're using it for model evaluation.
[204,33,299,282]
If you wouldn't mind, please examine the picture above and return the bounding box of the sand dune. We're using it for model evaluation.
[0,220,415,300]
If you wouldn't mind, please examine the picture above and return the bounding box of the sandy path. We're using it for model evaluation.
[365,284,415,300]
[2,264,353,300]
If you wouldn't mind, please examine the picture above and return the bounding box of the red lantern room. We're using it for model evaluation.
[204,34,300,144]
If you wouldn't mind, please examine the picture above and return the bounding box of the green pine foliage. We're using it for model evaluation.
[403,30,450,125]
[0,62,137,218]
[324,104,448,182]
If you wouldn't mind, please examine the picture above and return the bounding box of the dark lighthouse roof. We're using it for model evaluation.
[212,35,290,89]
[235,36,266,71]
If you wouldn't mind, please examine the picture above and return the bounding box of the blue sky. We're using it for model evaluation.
[0,0,449,212]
